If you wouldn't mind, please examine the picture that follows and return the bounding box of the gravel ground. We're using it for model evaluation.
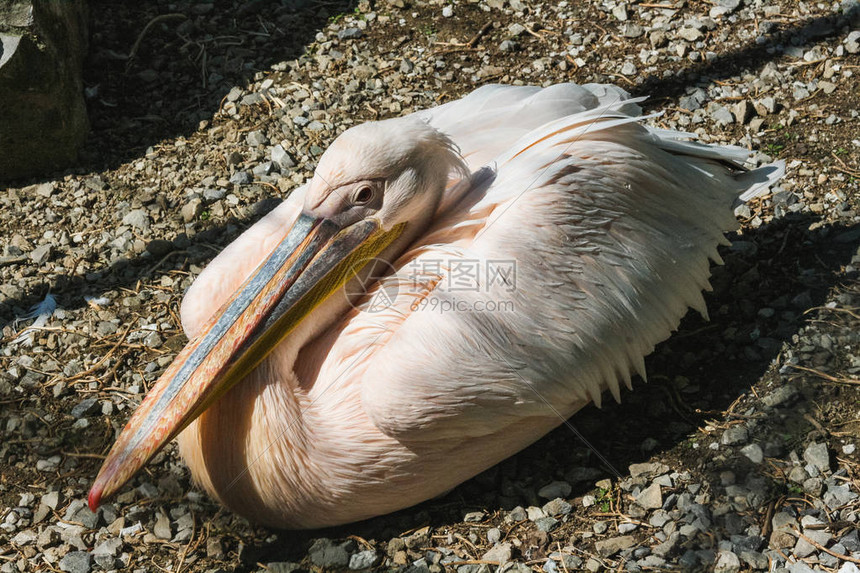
[1,0,860,571]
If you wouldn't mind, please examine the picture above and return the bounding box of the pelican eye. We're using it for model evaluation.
[352,185,374,205]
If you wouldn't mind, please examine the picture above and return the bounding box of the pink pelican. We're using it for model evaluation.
[89,83,782,528]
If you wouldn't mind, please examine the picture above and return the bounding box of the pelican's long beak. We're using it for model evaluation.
[88,213,404,510]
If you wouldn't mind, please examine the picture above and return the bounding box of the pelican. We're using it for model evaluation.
[89,83,783,528]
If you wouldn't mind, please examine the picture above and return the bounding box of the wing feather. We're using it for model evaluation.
[358,86,781,444]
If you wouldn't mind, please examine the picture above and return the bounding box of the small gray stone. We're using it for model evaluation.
[841,530,860,552]
[482,542,512,564]
[271,144,295,170]
[618,522,637,534]
[30,244,51,264]
[41,491,61,510]
[740,550,768,570]
[711,105,735,125]
[464,511,485,522]
[762,384,796,407]
[649,510,671,528]
[845,30,860,54]
[741,443,764,463]
[59,551,91,573]
[679,95,701,111]
[338,28,363,40]
[508,23,526,36]
[349,550,379,570]
[202,188,226,201]
[542,498,572,516]
[229,170,252,185]
[635,482,663,509]
[803,443,830,473]
[71,398,98,419]
[12,529,37,545]
[678,27,703,41]
[629,462,669,478]
[92,538,121,556]
[122,209,150,230]
[499,39,517,52]
[538,481,571,499]
[620,61,637,76]
[714,550,740,573]
[308,538,349,568]
[181,198,203,222]
[535,516,558,532]
[252,161,276,176]
[622,23,644,38]
[721,425,748,446]
[245,130,269,147]
[825,484,858,508]
[32,182,56,197]
[595,535,636,557]
[67,500,98,529]
[732,101,755,124]
[153,513,171,540]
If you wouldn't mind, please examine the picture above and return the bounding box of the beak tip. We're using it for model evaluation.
[88,485,102,512]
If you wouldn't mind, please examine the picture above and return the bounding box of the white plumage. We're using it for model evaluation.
[93,83,783,528]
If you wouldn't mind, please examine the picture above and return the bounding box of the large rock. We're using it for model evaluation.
[0,0,88,180]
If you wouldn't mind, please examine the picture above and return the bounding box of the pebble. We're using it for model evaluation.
[714,550,741,572]
[271,144,295,170]
[845,31,860,53]
[70,397,98,419]
[153,513,171,540]
[308,538,349,568]
[741,443,764,464]
[181,198,203,222]
[59,551,91,573]
[337,27,363,40]
[542,498,572,516]
[229,170,252,185]
[483,542,512,564]
[245,130,268,147]
[349,550,379,569]
[803,443,830,473]
[537,481,571,499]
[721,426,749,446]
[635,483,663,509]
[595,535,636,557]
[122,209,150,230]
[535,516,558,532]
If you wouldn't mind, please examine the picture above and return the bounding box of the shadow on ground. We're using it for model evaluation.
[3,3,857,320]
[78,0,354,175]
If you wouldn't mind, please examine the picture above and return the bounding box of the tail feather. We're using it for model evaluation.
[735,161,786,203]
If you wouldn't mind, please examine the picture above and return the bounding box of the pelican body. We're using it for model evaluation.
[90,84,782,528]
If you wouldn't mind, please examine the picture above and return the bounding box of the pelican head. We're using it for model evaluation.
[88,117,468,510]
